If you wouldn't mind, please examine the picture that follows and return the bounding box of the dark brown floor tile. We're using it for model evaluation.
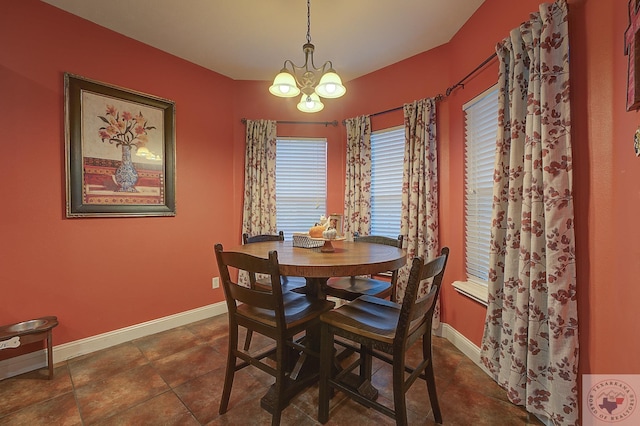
[206,393,317,426]
[186,315,230,345]
[210,328,274,358]
[174,365,269,424]
[369,353,450,413]
[152,345,219,388]
[68,342,147,388]
[451,356,512,403]
[94,390,199,426]
[432,335,461,351]
[323,394,397,425]
[75,363,169,424]
[0,364,73,416]
[437,381,540,426]
[288,382,347,421]
[0,314,550,425]
[0,392,81,426]
[431,338,466,381]
[133,326,201,361]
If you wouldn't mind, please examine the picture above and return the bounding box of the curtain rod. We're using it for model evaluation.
[444,52,497,96]
[360,52,498,121]
[241,118,338,127]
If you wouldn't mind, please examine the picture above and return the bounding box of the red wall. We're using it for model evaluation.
[1,1,235,350]
[3,0,639,380]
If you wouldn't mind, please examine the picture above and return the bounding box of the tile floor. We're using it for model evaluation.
[0,313,543,425]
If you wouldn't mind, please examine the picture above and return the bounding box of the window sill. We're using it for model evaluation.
[452,280,488,306]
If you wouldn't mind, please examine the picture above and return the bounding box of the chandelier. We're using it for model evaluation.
[269,0,346,113]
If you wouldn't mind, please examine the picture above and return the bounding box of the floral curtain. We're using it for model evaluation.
[240,121,278,289]
[479,2,578,425]
[343,116,372,240]
[397,98,439,318]
[242,119,278,237]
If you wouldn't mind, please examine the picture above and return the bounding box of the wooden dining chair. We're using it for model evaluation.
[215,243,334,426]
[324,233,404,302]
[242,231,307,290]
[242,231,307,350]
[318,247,449,425]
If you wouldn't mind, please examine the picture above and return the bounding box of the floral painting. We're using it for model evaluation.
[65,74,175,217]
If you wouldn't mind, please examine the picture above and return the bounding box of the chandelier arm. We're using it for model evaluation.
[282,59,307,89]
[304,51,330,75]
[318,61,333,74]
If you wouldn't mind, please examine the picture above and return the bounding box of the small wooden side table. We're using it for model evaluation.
[0,316,59,379]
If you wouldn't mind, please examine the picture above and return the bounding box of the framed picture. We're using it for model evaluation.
[625,0,640,111]
[64,73,176,217]
[328,213,344,237]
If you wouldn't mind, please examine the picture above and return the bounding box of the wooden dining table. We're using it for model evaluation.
[226,239,406,413]
[228,239,406,299]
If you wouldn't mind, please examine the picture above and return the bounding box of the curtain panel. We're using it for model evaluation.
[398,98,439,319]
[242,119,278,237]
[343,116,372,240]
[479,2,578,425]
[240,120,278,287]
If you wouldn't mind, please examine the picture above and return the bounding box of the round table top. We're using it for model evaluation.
[226,240,406,278]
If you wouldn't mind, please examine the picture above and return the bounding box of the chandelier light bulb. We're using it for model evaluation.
[269,71,300,97]
[297,93,324,113]
[315,71,346,99]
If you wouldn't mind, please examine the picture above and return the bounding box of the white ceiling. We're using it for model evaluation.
[42,0,485,82]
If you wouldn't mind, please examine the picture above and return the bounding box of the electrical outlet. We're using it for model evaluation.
[212,277,219,289]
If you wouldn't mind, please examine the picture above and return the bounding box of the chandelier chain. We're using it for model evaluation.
[306,0,311,44]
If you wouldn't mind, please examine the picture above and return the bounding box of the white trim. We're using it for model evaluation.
[434,322,488,373]
[0,302,227,380]
[452,280,488,306]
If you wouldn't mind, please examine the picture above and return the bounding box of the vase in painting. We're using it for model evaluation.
[114,145,138,192]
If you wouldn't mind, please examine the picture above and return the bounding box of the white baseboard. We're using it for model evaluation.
[435,322,489,374]
[0,302,227,380]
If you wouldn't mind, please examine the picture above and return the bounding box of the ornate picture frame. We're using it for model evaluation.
[65,73,176,217]
[625,0,640,111]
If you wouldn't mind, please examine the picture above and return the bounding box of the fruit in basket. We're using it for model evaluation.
[309,225,326,238]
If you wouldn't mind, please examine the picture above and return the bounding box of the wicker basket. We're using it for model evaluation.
[292,232,324,248]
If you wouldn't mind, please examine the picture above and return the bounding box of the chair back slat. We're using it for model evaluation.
[395,247,449,347]
[353,234,404,300]
[215,244,285,319]
[226,282,278,311]
[354,233,403,249]
[242,232,285,287]
[243,231,284,244]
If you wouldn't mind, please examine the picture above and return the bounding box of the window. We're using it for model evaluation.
[463,85,498,287]
[275,138,327,237]
[370,126,404,238]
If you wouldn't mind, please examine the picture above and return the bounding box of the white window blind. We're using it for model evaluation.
[463,85,498,284]
[276,138,327,237]
[371,126,404,238]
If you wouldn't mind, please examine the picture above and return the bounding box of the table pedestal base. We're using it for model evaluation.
[320,240,335,252]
